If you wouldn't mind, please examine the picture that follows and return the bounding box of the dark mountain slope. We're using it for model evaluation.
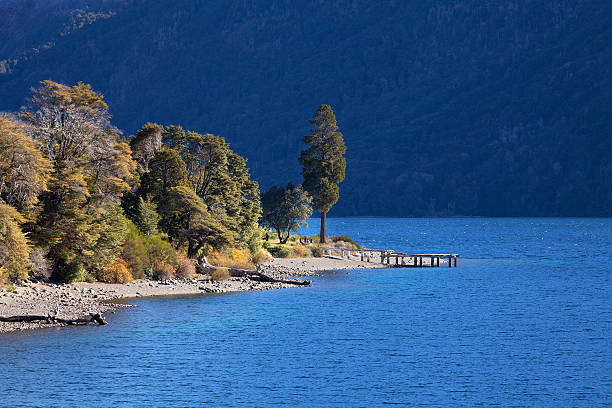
[1,0,610,216]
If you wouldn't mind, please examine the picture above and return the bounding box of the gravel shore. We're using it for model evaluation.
[0,256,386,333]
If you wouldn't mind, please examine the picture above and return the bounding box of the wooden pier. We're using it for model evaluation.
[320,248,459,268]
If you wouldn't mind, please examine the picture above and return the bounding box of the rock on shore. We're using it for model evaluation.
[0,256,384,333]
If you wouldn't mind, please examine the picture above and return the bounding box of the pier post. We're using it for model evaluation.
[448,255,452,268]
[361,250,364,261]
[454,256,458,267]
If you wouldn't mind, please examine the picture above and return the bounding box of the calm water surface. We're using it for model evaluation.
[1,218,611,407]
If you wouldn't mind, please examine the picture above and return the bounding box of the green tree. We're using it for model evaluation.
[139,148,190,202]
[0,201,31,283]
[136,196,160,236]
[299,105,346,243]
[261,183,312,244]
[161,128,261,247]
[165,186,233,258]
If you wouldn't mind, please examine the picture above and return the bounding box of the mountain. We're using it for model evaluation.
[1,0,611,216]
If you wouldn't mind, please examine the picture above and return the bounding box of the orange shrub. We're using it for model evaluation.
[98,259,134,284]
[210,248,254,269]
[290,246,308,258]
[175,253,196,279]
[251,249,272,265]
[211,267,230,281]
[152,261,174,281]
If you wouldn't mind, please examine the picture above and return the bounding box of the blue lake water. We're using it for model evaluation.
[1,218,611,407]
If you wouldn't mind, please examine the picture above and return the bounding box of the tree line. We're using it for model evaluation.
[0,80,345,286]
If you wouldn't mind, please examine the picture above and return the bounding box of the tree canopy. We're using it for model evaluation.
[0,80,264,285]
[261,183,312,244]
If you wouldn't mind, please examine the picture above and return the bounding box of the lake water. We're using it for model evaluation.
[1,218,611,407]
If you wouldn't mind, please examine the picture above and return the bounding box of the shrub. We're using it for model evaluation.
[97,259,134,284]
[268,245,290,258]
[121,221,147,279]
[210,248,253,269]
[79,271,96,283]
[311,247,323,257]
[144,235,177,269]
[329,235,361,249]
[291,246,308,258]
[53,258,85,284]
[0,266,7,287]
[246,228,263,254]
[262,240,271,249]
[29,247,52,281]
[0,202,30,283]
[211,267,230,281]
[152,261,175,281]
[175,253,196,279]
[251,249,272,265]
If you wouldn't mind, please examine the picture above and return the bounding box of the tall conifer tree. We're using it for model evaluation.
[299,105,346,243]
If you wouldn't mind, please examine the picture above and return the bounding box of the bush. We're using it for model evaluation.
[152,261,175,281]
[0,202,31,283]
[311,247,323,257]
[121,221,148,279]
[291,246,308,258]
[211,267,230,281]
[210,248,253,269]
[29,247,52,281]
[97,259,134,284]
[262,240,271,249]
[79,271,96,283]
[251,249,272,265]
[268,245,290,258]
[144,235,177,269]
[329,235,361,249]
[246,228,263,254]
[0,266,7,287]
[53,258,85,284]
[175,253,196,279]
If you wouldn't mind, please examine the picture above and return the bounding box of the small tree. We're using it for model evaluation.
[299,105,346,243]
[136,196,160,236]
[261,183,312,244]
[0,202,31,283]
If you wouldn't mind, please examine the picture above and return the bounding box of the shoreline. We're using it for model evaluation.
[0,256,386,333]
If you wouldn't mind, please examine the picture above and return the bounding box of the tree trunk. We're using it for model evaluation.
[320,212,327,243]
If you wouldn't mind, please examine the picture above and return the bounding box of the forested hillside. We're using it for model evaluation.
[1,0,610,216]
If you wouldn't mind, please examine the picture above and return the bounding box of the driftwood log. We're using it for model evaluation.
[0,313,107,326]
[197,263,310,286]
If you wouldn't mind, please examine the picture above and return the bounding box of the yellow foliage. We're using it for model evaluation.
[0,202,30,283]
[209,248,254,269]
[97,259,133,284]
[0,117,51,208]
[211,267,230,281]
[153,261,175,281]
[251,249,272,265]
[290,246,308,258]
[175,253,196,279]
